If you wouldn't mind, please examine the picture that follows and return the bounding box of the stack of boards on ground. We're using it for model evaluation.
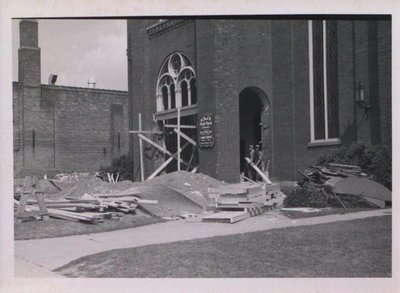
[303,163,392,209]
[14,186,158,224]
[202,183,282,223]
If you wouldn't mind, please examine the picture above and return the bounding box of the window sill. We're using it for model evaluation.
[307,139,341,148]
[154,105,198,121]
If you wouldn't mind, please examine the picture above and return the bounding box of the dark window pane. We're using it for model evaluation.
[190,79,197,104]
[181,81,188,106]
[313,20,325,140]
[326,21,339,138]
[170,84,176,109]
[162,86,168,110]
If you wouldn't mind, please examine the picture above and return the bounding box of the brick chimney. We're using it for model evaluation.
[18,20,41,86]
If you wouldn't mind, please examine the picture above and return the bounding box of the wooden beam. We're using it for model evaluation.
[138,133,190,167]
[129,130,163,134]
[173,128,197,146]
[138,113,144,182]
[138,133,171,156]
[147,141,190,180]
[154,104,198,121]
[186,151,194,171]
[164,124,197,129]
[244,157,272,184]
[177,107,181,171]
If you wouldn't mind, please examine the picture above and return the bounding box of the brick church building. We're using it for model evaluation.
[127,17,391,182]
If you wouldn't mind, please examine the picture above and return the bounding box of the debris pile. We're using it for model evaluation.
[202,182,284,223]
[295,163,391,209]
[14,171,221,224]
[14,188,158,224]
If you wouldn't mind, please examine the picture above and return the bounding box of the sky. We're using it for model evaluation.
[12,19,128,91]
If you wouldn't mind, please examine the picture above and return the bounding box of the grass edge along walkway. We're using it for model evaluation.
[55,215,391,278]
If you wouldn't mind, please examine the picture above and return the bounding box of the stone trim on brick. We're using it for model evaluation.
[146,19,191,37]
[41,84,128,95]
[307,138,341,148]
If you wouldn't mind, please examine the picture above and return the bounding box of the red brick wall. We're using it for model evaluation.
[13,83,128,177]
[128,18,391,182]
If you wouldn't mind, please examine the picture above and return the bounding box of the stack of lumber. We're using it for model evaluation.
[17,192,158,224]
[298,163,391,209]
[306,163,369,183]
[203,183,280,223]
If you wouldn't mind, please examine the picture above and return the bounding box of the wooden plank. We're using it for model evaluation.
[139,113,145,181]
[26,206,99,223]
[138,133,171,156]
[186,151,194,171]
[202,211,250,223]
[28,203,99,209]
[173,128,197,146]
[245,157,272,184]
[129,130,163,134]
[147,141,190,180]
[164,124,197,129]
[328,163,361,170]
[209,183,263,193]
[138,128,191,168]
[216,202,264,209]
[177,107,181,171]
[136,199,159,205]
[154,104,198,121]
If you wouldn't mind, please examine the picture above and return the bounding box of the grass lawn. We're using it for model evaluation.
[14,211,163,240]
[55,215,391,278]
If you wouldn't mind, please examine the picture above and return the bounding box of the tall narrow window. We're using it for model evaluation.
[170,84,176,109]
[162,86,169,110]
[181,81,188,106]
[309,20,339,143]
[190,79,197,105]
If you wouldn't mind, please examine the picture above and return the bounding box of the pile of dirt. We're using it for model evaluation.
[56,177,138,199]
[145,171,225,207]
[135,185,204,218]
[44,171,225,217]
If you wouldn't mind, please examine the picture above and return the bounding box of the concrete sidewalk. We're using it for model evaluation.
[15,208,391,277]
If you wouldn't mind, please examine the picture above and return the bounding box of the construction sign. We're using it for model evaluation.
[198,113,214,148]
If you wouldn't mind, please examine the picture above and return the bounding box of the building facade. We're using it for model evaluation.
[127,17,391,183]
[13,20,129,177]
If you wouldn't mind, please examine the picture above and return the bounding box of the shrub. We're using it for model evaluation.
[284,182,330,208]
[317,143,391,190]
[283,182,377,208]
[98,154,134,181]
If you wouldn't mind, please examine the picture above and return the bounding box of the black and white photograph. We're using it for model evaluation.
[0,1,398,292]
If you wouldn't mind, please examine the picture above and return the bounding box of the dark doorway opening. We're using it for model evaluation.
[239,87,271,175]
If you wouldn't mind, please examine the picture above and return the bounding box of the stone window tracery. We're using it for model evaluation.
[156,52,197,112]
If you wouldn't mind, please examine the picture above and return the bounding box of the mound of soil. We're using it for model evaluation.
[136,185,204,217]
[145,171,225,207]
[47,171,224,216]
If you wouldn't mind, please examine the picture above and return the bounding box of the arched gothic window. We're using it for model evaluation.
[156,52,197,112]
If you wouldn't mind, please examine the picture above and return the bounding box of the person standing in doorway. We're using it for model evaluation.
[244,144,254,181]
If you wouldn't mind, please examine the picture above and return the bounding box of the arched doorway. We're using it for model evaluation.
[239,87,271,177]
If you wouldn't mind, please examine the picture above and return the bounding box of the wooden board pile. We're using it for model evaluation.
[202,183,281,223]
[15,191,158,224]
[298,163,391,209]
[302,163,370,184]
